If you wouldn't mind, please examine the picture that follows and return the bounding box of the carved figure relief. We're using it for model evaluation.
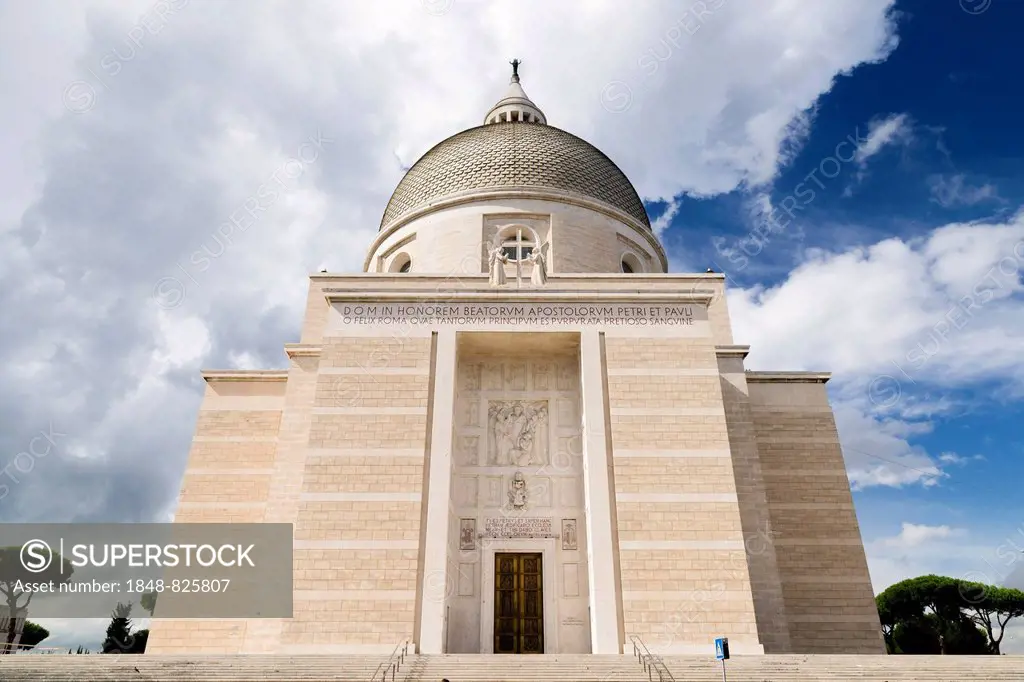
[459,518,476,550]
[527,247,548,286]
[488,400,548,466]
[488,244,509,286]
[562,519,578,550]
[508,471,528,510]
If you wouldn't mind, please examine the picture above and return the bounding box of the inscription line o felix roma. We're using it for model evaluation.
[337,302,698,326]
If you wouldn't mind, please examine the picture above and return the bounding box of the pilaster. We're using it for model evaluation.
[579,330,622,653]
[417,329,458,653]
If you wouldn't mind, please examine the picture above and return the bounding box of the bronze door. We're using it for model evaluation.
[493,552,544,654]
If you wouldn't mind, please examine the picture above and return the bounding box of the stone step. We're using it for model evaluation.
[2,653,1023,682]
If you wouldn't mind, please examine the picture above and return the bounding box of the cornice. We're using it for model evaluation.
[202,370,288,383]
[745,371,831,384]
[320,289,716,305]
[284,344,322,358]
[715,345,750,359]
[310,272,725,282]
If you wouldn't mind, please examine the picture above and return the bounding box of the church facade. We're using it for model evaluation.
[148,66,884,656]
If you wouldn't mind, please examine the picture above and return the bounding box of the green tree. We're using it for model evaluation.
[890,613,987,655]
[128,629,148,654]
[892,616,941,654]
[944,616,988,655]
[18,621,49,650]
[101,602,147,654]
[877,580,921,653]
[957,581,1024,655]
[0,545,73,654]
[69,645,91,654]
[878,575,962,653]
[101,602,133,654]
[876,574,1024,655]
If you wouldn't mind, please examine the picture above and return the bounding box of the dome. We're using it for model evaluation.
[380,123,651,231]
[365,63,667,276]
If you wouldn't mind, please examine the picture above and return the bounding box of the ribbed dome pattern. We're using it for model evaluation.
[380,122,650,230]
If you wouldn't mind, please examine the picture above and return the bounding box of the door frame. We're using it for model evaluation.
[480,538,558,654]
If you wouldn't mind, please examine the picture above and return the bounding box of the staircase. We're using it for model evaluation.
[659,654,1024,681]
[2,653,1024,681]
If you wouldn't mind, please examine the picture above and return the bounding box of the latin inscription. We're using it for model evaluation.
[337,303,697,326]
[483,517,553,538]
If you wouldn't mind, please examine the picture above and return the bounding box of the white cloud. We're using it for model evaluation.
[884,522,962,548]
[833,402,946,489]
[730,210,1024,487]
[839,112,913,193]
[854,113,912,166]
[928,173,1000,208]
[866,523,992,592]
[651,199,681,236]
[937,451,985,465]
[733,211,1024,383]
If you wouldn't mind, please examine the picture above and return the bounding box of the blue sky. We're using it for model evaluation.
[1,0,1022,653]
[652,0,1024,617]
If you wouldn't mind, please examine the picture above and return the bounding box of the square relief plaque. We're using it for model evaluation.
[459,401,480,428]
[456,436,480,467]
[454,475,478,507]
[483,476,503,508]
[556,399,578,427]
[487,400,549,466]
[533,363,554,391]
[482,364,503,390]
[556,363,578,391]
[459,363,481,391]
[506,363,527,391]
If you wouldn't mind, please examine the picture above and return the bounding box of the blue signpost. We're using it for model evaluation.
[714,637,730,681]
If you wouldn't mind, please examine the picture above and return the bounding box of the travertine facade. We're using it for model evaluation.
[148,67,883,656]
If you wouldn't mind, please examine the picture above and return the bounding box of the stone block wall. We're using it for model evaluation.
[147,376,285,653]
[605,336,762,654]
[279,334,432,652]
[718,358,791,653]
[748,376,884,654]
[149,329,435,654]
